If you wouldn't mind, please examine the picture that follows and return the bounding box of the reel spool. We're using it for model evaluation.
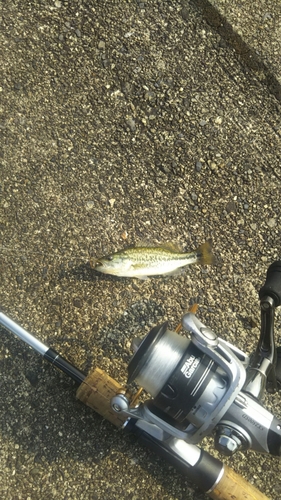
[127,313,247,444]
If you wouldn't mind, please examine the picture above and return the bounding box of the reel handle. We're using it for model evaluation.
[259,261,281,306]
[76,368,270,500]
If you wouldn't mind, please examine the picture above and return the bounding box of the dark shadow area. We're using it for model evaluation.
[188,0,281,101]
[0,298,207,499]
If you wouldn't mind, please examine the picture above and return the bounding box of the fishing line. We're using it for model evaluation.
[134,329,189,397]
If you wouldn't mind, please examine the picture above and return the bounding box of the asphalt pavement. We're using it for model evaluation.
[1,1,281,499]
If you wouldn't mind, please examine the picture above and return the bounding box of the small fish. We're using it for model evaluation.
[94,240,213,279]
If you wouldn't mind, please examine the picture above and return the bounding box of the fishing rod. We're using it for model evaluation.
[1,262,281,499]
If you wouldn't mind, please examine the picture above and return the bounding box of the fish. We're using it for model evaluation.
[94,240,213,279]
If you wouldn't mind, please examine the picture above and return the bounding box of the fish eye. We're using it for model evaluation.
[106,255,113,261]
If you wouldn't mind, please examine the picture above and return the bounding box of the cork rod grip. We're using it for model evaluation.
[76,367,127,428]
[76,368,270,500]
[209,464,270,500]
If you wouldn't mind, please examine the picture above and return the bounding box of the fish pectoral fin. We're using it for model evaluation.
[121,259,134,271]
[133,275,149,280]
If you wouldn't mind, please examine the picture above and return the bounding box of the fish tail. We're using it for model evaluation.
[196,240,214,265]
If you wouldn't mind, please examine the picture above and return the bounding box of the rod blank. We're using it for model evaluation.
[0,312,85,384]
[0,312,48,355]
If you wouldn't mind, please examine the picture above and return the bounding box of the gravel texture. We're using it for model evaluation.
[1,1,281,499]
[197,0,281,100]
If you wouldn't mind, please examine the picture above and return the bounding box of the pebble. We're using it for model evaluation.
[144,90,156,101]
[226,201,236,213]
[73,298,83,308]
[195,161,202,172]
[267,218,276,228]
[126,117,136,132]
[199,119,207,126]
[16,275,23,285]
[29,467,42,477]
[181,7,189,21]
[121,231,128,240]
[85,200,95,211]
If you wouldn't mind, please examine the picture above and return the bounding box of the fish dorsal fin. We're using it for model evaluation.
[158,241,183,252]
[132,241,183,252]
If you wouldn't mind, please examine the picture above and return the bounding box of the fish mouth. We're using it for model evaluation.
[95,261,103,267]
[89,258,103,269]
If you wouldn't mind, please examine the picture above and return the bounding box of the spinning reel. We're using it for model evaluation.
[111,261,281,457]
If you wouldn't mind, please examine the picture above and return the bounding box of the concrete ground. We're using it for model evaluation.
[1,1,281,499]
[195,0,281,100]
